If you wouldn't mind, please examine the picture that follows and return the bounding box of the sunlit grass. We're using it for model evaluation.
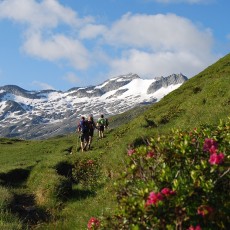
[0,53,229,229]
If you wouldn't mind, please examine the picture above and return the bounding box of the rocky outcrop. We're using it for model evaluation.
[99,73,139,92]
[147,74,187,94]
[0,73,187,139]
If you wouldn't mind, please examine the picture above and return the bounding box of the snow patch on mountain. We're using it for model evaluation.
[0,73,187,139]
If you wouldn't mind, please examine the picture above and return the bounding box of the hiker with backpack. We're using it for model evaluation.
[97,114,106,139]
[87,114,97,150]
[77,116,89,152]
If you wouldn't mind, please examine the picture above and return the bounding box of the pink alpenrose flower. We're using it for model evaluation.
[127,149,136,156]
[87,217,100,230]
[145,191,163,206]
[87,160,94,165]
[203,138,218,153]
[146,151,155,158]
[161,188,176,196]
[197,205,213,217]
[188,225,202,230]
[209,153,225,165]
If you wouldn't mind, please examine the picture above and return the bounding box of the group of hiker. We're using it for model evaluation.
[77,114,109,152]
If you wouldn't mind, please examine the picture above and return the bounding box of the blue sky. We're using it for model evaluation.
[0,0,229,91]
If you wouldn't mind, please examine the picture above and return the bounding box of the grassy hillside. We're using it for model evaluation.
[125,53,230,137]
[0,54,230,229]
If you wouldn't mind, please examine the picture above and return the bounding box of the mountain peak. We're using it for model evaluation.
[0,73,187,139]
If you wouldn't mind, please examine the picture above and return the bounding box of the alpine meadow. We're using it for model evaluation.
[0,54,230,229]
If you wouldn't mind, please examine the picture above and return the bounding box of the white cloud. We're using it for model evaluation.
[63,72,80,84]
[32,81,55,90]
[104,13,212,54]
[109,49,210,78]
[0,1,218,81]
[103,13,215,78]
[22,33,90,70]
[0,0,92,70]
[0,0,92,29]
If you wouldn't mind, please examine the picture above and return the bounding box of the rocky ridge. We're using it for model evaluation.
[0,73,187,139]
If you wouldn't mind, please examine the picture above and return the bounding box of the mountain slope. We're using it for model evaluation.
[118,54,230,139]
[0,54,229,230]
[0,73,187,139]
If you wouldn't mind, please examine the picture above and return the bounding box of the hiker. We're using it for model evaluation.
[77,116,89,152]
[97,114,106,138]
[87,114,96,150]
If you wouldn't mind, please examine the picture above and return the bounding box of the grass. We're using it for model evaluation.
[0,53,230,229]
[0,131,126,229]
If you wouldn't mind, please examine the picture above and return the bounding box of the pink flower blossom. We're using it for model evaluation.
[161,188,176,196]
[209,153,225,165]
[146,151,155,158]
[87,160,94,165]
[127,149,136,156]
[203,138,218,153]
[208,145,217,154]
[145,192,163,206]
[197,205,213,217]
[188,225,202,230]
[87,217,100,230]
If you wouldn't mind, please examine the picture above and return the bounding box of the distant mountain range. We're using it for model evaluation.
[0,73,187,139]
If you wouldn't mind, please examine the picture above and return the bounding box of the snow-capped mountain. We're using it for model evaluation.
[0,73,187,139]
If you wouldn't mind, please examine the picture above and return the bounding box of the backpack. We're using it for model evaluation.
[88,120,95,130]
[98,118,105,126]
[79,120,89,133]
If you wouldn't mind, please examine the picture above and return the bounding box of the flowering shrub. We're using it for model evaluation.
[87,217,100,229]
[203,138,225,165]
[208,152,225,165]
[127,149,136,156]
[102,118,230,229]
[188,225,202,230]
[72,157,101,189]
[145,191,163,207]
[197,205,213,217]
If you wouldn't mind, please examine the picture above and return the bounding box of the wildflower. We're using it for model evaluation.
[127,149,136,156]
[192,138,196,143]
[145,192,163,206]
[146,150,155,159]
[203,138,218,153]
[188,225,202,230]
[209,153,225,165]
[87,217,100,229]
[87,160,94,165]
[161,188,176,196]
[197,205,213,217]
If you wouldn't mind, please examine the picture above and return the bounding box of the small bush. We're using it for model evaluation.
[72,157,101,190]
[102,118,230,229]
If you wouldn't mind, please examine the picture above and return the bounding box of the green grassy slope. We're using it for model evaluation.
[123,54,230,139]
[0,53,229,229]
